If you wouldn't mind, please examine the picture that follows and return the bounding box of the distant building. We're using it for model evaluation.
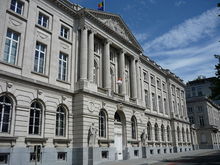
[186,77,220,149]
[0,0,192,165]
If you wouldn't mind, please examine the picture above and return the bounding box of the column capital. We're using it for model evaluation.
[120,48,127,54]
[104,38,112,45]
[78,24,89,31]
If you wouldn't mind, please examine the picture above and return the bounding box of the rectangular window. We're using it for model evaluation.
[110,50,115,62]
[58,53,68,81]
[4,29,20,65]
[189,116,194,124]
[144,90,149,108]
[198,106,203,113]
[30,145,41,162]
[0,154,8,164]
[10,0,23,15]
[197,86,203,96]
[38,13,49,28]
[192,87,196,97]
[134,150,139,157]
[152,93,156,111]
[162,83,166,91]
[158,95,162,113]
[157,79,161,88]
[60,25,69,39]
[143,71,148,81]
[94,41,102,55]
[101,151,108,159]
[199,116,205,126]
[188,107,193,113]
[34,42,46,73]
[164,98,168,114]
[57,152,66,161]
[150,75,155,85]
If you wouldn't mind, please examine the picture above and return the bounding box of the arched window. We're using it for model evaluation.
[161,125,165,141]
[177,126,180,141]
[167,126,170,141]
[29,101,42,135]
[56,106,66,136]
[147,122,152,140]
[93,60,99,84]
[155,123,159,141]
[186,128,189,142]
[114,112,121,122]
[182,128,185,142]
[0,95,13,133]
[131,116,137,139]
[99,110,107,138]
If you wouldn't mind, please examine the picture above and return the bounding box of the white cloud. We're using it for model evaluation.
[151,40,220,81]
[175,1,186,7]
[134,32,148,42]
[144,8,219,52]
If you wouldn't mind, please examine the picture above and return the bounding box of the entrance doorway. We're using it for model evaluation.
[114,111,126,160]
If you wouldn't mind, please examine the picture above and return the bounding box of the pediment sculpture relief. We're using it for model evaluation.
[98,18,130,41]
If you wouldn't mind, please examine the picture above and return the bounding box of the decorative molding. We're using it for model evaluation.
[9,17,22,26]
[37,31,48,40]
[117,103,123,111]
[88,101,95,112]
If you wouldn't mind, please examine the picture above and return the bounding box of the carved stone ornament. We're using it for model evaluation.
[117,103,123,111]
[101,101,106,109]
[88,102,95,112]
[37,31,48,40]
[37,89,43,96]
[6,82,13,89]
[9,17,22,26]
[62,96,67,102]
[97,18,130,41]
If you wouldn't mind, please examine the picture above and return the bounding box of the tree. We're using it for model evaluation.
[210,55,220,100]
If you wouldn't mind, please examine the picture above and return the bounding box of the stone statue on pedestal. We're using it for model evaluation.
[88,123,97,147]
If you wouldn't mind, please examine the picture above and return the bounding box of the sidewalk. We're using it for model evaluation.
[98,149,218,165]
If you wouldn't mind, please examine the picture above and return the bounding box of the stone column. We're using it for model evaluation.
[119,50,125,95]
[130,57,137,98]
[103,39,111,89]
[79,27,88,80]
[88,30,94,82]
[136,61,142,100]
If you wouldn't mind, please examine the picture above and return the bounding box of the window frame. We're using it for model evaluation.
[58,52,68,81]
[56,106,66,137]
[0,95,13,133]
[131,116,137,140]
[38,12,49,28]
[99,110,107,138]
[60,25,69,39]
[4,29,20,65]
[34,42,46,74]
[10,0,24,15]
[28,101,42,135]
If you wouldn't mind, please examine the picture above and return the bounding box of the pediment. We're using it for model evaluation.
[85,9,143,52]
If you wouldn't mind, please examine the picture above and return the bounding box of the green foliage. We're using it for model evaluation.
[210,56,220,100]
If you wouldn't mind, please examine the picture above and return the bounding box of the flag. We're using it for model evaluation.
[98,1,104,11]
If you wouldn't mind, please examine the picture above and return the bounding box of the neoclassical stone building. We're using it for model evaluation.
[186,77,220,149]
[0,0,192,165]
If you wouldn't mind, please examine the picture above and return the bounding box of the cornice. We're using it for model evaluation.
[48,0,79,18]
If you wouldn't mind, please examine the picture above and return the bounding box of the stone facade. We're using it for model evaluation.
[0,0,192,165]
[186,78,220,149]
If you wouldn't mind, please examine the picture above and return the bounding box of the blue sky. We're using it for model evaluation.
[71,0,220,82]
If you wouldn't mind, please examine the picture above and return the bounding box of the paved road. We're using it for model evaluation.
[151,150,220,165]
[100,149,220,165]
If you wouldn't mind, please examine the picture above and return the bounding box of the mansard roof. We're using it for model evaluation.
[83,9,143,53]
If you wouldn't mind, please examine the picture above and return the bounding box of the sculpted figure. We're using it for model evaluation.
[88,123,97,146]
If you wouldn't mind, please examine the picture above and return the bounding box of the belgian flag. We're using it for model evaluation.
[98,1,104,11]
